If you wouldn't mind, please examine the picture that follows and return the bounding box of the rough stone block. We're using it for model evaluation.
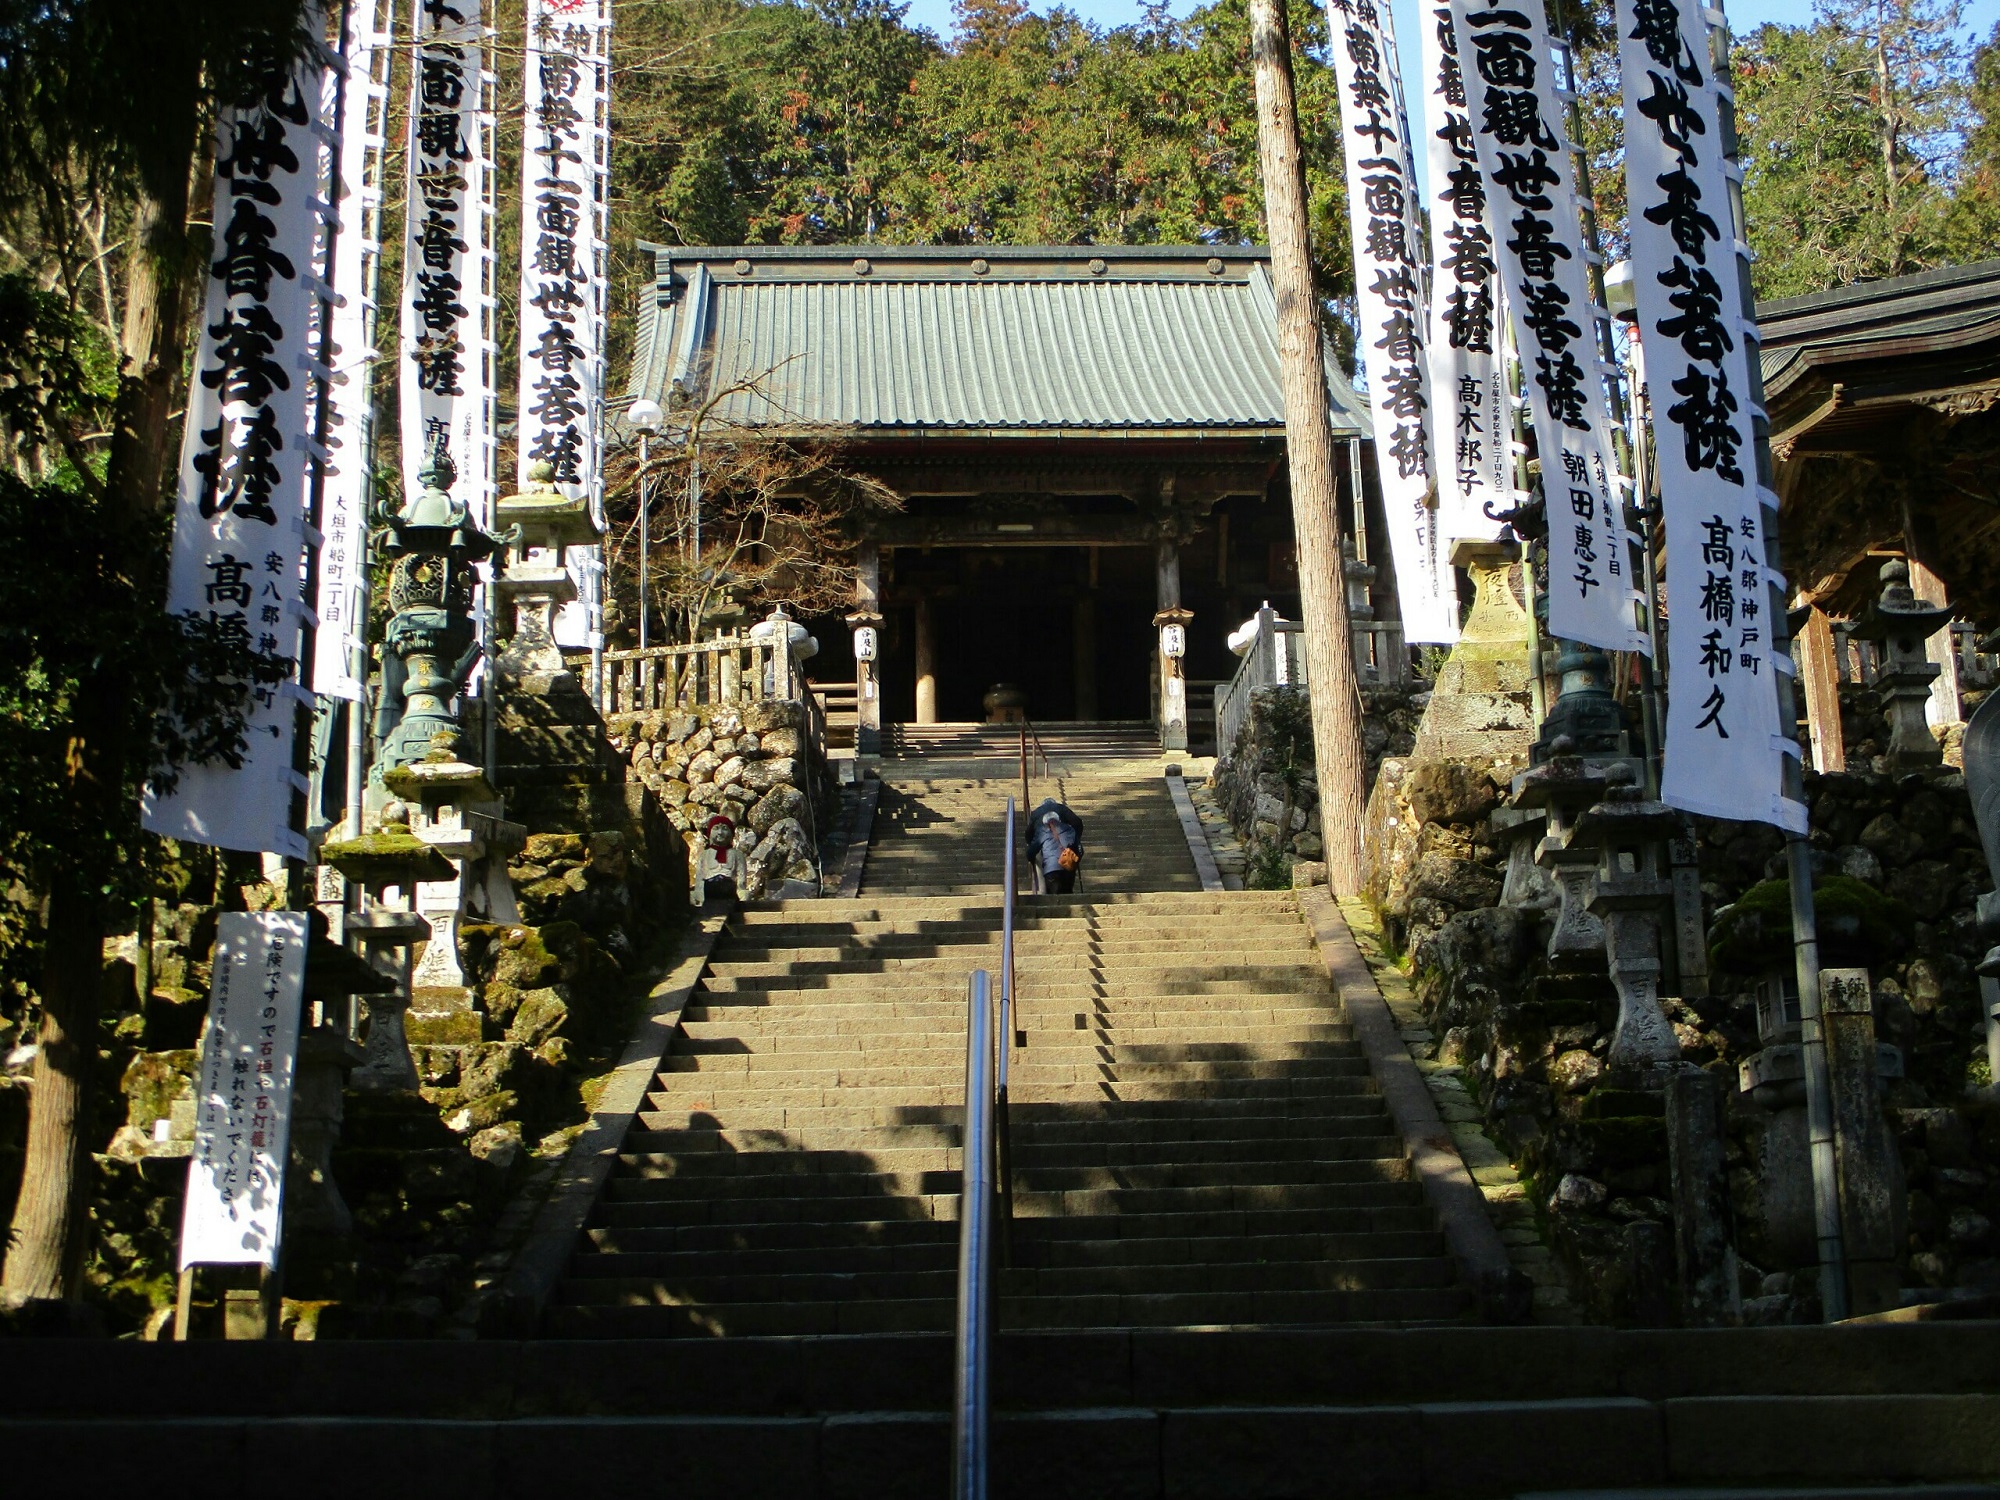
[406,1009,484,1046]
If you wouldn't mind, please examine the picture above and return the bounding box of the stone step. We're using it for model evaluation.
[673,1028,1357,1058]
[16,1334,2000,1499]
[634,1098,1392,1135]
[644,1079,1382,1111]
[572,1225,1448,1277]
[583,1217,962,1254]
[591,1179,1426,1230]
[676,1015,1349,1043]
[1009,1226,1449,1268]
[998,1284,1476,1329]
[541,1297,952,1337]
[664,1048,1368,1072]
[558,1254,1457,1311]
[624,1124,964,1153]
[688,988,1338,1013]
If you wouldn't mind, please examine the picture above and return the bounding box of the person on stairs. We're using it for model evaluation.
[1026,799,1084,894]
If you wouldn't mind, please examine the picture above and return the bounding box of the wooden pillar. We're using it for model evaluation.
[1909,558,1963,728]
[851,543,882,753]
[1249,0,1370,893]
[1798,605,1846,774]
[914,593,937,724]
[1073,592,1098,720]
[1157,543,1188,751]
[1156,540,1182,610]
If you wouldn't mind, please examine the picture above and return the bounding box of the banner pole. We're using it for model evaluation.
[1702,0,1847,1321]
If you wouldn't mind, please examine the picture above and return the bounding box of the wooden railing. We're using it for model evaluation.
[1215,607,1307,757]
[603,634,805,717]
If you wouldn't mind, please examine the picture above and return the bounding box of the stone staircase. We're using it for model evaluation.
[546,888,1469,1335]
[882,719,1160,759]
[859,773,1203,895]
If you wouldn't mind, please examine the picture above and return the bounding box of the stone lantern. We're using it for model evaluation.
[493,459,602,698]
[372,444,514,777]
[1509,743,1612,980]
[318,817,457,1092]
[1850,559,1952,771]
[1569,767,1684,1071]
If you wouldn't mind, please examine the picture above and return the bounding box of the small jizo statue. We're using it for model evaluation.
[693,814,748,906]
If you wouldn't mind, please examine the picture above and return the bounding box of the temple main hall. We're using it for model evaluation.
[622,242,1387,743]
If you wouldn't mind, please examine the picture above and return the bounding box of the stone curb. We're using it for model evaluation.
[836,780,882,897]
[1296,887,1532,1323]
[1165,769,1225,892]
[494,911,729,1327]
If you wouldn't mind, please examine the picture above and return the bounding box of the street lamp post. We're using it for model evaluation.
[629,398,665,653]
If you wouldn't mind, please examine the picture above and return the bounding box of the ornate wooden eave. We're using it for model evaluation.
[1757,259,2000,621]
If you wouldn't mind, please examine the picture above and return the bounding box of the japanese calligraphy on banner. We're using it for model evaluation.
[314,0,393,702]
[518,0,608,499]
[1451,0,1649,655]
[179,912,308,1269]
[520,0,610,650]
[400,0,494,519]
[142,25,324,860]
[1325,0,1457,645]
[1419,0,1512,540]
[1618,0,1801,830]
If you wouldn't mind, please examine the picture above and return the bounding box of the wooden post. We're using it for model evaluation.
[1072,593,1098,720]
[854,544,883,751]
[1248,0,1370,895]
[915,595,938,724]
[1908,558,1963,728]
[1798,606,1847,774]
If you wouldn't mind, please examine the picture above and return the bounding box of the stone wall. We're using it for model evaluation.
[1208,683,1422,886]
[0,803,686,1336]
[1404,764,2000,1324]
[609,699,840,899]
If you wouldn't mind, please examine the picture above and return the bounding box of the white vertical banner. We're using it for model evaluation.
[142,23,326,860]
[518,0,608,499]
[179,912,309,1269]
[1619,0,1800,830]
[1325,0,1458,645]
[1453,0,1649,655]
[399,0,495,523]
[314,0,394,701]
[519,0,611,650]
[1419,0,1512,540]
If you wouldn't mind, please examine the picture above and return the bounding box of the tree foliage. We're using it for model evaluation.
[606,0,1352,362]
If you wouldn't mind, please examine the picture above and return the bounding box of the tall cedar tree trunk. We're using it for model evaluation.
[2,86,204,1301]
[1247,0,1370,895]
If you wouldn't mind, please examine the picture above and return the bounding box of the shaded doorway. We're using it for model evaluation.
[880,546,1157,723]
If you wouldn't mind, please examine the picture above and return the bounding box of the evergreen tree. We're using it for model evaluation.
[0,0,310,1304]
[1734,0,1968,297]
[1944,20,2000,260]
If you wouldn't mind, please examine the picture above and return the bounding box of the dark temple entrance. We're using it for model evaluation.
[879,545,1158,723]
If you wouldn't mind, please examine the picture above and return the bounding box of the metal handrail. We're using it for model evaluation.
[951,968,995,1500]
[1017,718,1050,810]
[998,799,1016,1253]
